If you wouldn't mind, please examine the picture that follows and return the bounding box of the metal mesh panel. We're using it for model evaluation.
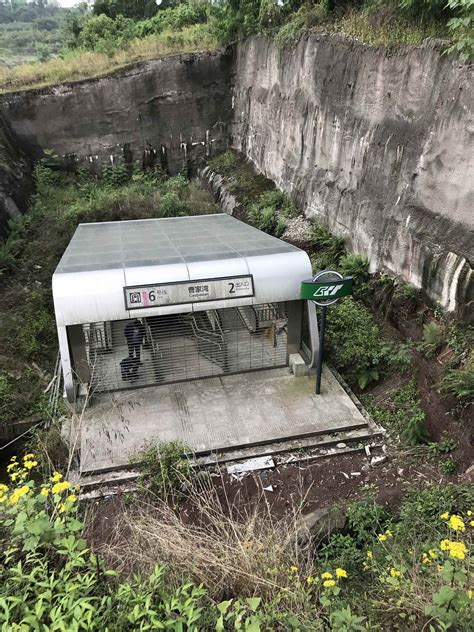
[83,303,288,393]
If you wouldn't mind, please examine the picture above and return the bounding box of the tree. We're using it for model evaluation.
[93,0,167,20]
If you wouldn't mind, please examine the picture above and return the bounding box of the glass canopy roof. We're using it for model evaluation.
[55,214,300,274]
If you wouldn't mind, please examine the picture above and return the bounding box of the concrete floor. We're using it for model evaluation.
[80,366,368,474]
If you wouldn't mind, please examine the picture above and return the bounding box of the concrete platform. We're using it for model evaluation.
[80,367,369,474]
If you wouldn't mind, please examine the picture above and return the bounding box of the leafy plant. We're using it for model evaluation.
[419,321,446,356]
[338,254,370,286]
[440,456,457,475]
[347,498,390,546]
[326,298,409,389]
[310,222,345,260]
[439,353,474,401]
[133,439,193,497]
[446,0,474,61]
[102,160,130,186]
[428,438,457,458]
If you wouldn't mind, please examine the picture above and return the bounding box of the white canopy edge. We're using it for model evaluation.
[53,249,312,326]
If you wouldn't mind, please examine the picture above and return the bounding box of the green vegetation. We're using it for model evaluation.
[0,158,217,424]
[363,378,431,445]
[133,440,194,497]
[326,298,412,390]
[440,351,474,402]
[1,456,472,630]
[419,320,446,356]
[1,0,471,93]
[0,0,75,66]
[247,189,298,236]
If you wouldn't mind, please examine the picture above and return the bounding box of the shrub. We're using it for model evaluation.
[247,189,297,235]
[310,222,345,259]
[326,298,409,389]
[346,498,390,546]
[419,321,446,356]
[102,160,130,186]
[133,439,193,497]
[275,3,328,45]
[338,254,370,286]
[207,150,239,176]
[446,0,474,60]
[160,190,183,217]
[439,352,474,401]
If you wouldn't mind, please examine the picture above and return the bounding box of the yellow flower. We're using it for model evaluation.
[428,549,437,559]
[466,510,471,516]
[467,590,472,599]
[335,568,348,579]
[10,472,19,482]
[306,576,314,585]
[469,520,474,528]
[58,503,66,513]
[323,580,336,588]
[23,454,34,460]
[440,539,450,551]
[389,567,401,578]
[448,541,467,561]
[447,514,465,532]
[52,481,71,494]
[321,572,333,579]
[51,472,63,483]
[422,553,431,564]
[366,550,373,559]
[6,462,17,472]
[440,512,449,520]
[0,483,8,494]
[385,530,393,537]
[378,534,387,542]
[290,566,298,572]
[24,460,38,470]
[9,485,30,504]
[40,487,50,496]
[66,494,77,503]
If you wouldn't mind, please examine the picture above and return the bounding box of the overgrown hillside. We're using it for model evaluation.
[0,0,472,92]
[0,147,472,630]
[0,159,218,426]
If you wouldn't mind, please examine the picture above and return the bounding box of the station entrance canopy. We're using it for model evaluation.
[52,214,313,402]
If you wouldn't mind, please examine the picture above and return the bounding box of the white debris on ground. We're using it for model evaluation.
[281,216,313,245]
[226,456,275,475]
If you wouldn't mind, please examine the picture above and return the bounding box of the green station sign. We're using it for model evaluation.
[300,276,353,302]
[300,270,354,395]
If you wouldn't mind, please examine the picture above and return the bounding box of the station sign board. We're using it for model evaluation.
[300,273,353,306]
[124,275,254,310]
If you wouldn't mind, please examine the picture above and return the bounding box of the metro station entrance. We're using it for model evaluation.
[53,214,314,405]
[83,302,288,393]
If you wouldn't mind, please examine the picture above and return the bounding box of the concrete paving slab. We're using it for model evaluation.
[80,366,368,474]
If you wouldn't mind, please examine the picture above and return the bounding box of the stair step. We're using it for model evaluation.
[193,422,384,467]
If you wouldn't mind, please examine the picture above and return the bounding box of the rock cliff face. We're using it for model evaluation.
[0,36,472,316]
[0,110,31,238]
[0,49,232,178]
[231,35,473,318]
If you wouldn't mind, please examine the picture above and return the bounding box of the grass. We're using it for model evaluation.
[331,7,447,48]
[0,24,217,94]
[90,475,474,630]
[95,474,316,619]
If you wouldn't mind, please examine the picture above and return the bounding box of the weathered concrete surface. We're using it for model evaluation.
[0,49,232,178]
[80,366,368,473]
[231,35,474,317]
